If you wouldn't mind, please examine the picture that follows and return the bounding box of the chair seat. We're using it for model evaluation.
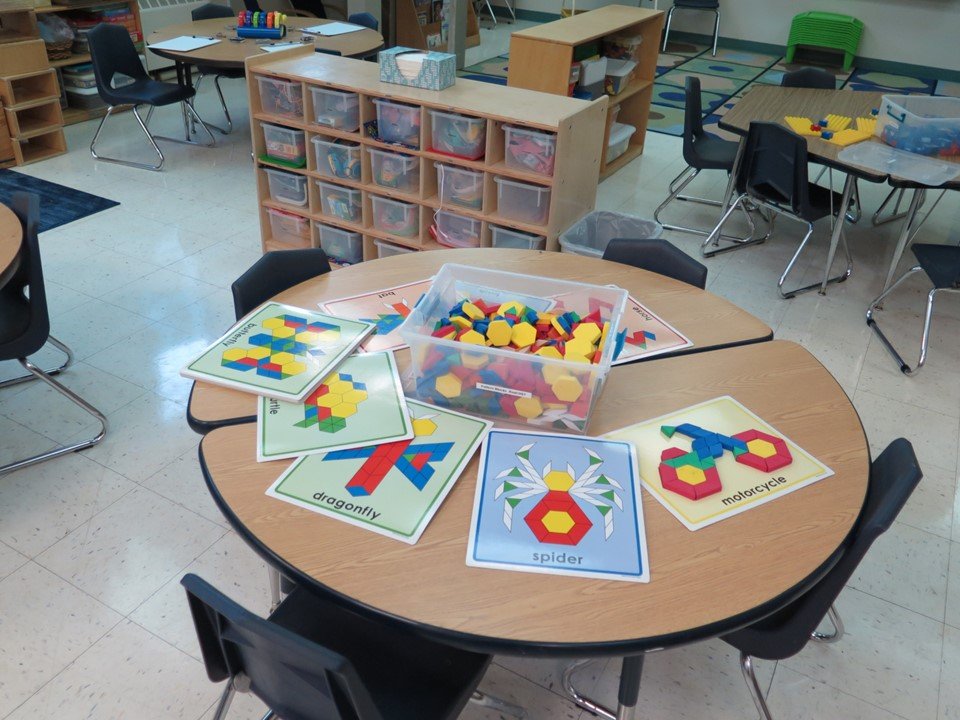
[270,586,490,720]
[196,65,246,79]
[107,78,195,107]
[690,133,738,170]
[757,181,845,223]
[912,243,960,289]
[0,289,32,354]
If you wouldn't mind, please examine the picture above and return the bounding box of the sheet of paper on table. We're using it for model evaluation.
[301,22,364,36]
[261,41,305,53]
[148,35,221,52]
[320,278,433,353]
[612,293,693,364]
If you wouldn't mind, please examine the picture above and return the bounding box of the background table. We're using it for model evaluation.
[0,203,21,288]
[187,248,773,431]
[199,339,868,655]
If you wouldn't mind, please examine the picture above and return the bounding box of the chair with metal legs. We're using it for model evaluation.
[603,237,708,289]
[705,121,853,298]
[88,23,215,171]
[662,0,720,56]
[191,3,244,134]
[867,243,960,375]
[721,438,921,719]
[0,193,107,476]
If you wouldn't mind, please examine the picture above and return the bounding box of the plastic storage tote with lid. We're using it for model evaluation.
[371,195,419,237]
[435,162,484,209]
[372,98,421,148]
[312,136,361,180]
[604,58,637,95]
[494,176,551,224]
[267,207,310,246]
[256,76,303,119]
[606,122,636,164]
[490,224,546,250]
[375,238,416,258]
[433,210,481,247]
[260,122,306,166]
[559,210,662,258]
[369,148,420,193]
[504,125,557,176]
[876,95,960,157]
[310,86,360,131]
[264,168,308,207]
[317,223,363,265]
[317,181,363,223]
[429,109,486,159]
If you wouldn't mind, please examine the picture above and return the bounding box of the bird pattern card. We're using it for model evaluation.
[605,396,833,531]
[181,302,373,402]
[266,400,492,544]
[467,430,650,583]
[320,279,433,353]
[257,351,412,462]
[613,295,693,364]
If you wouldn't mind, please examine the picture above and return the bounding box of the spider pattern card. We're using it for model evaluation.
[613,294,692,364]
[181,302,374,402]
[320,279,433,353]
[266,400,492,544]
[467,430,649,583]
[605,396,833,531]
[257,351,412,462]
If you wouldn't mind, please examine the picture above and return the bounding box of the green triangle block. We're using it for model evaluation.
[661,425,677,438]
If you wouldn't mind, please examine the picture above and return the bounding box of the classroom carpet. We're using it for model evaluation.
[0,170,119,233]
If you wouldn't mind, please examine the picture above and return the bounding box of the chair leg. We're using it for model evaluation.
[0,335,73,389]
[153,101,217,149]
[212,683,236,720]
[470,690,526,718]
[268,566,282,612]
[655,168,761,245]
[700,193,770,257]
[661,6,675,52]
[872,187,908,227]
[711,8,720,56]
[562,659,615,720]
[561,655,645,720]
[90,105,165,171]
[740,653,774,720]
[777,215,852,299]
[213,75,233,134]
[0,354,108,476]
[811,604,844,643]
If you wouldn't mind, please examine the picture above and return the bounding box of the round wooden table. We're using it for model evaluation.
[147,16,384,69]
[188,249,773,431]
[0,203,22,288]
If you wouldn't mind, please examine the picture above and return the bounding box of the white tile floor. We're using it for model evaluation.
[2,26,960,720]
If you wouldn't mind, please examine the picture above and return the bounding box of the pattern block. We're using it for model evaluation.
[524,490,593,545]
[658,446,723,500]
[732,429,793,472]
[295,373,369,433]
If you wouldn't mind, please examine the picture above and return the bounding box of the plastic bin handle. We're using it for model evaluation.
[885,106,906,123]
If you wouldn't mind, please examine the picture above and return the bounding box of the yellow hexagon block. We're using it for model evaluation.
[435,373,462,398]
[747,439,777,458]
[514,396,543,419]
[262,317,285,330]
[460,352,488,370]
[327,379,354,394]
[552,374,583,402]
[544,469,575,491]
[282,360,307,376]
[498,301,525,316]
[677,465,707,485]
[272,326,296,339]
[535,345,563,360]
[247,346,271,360]
[271,351,295,365]
[451,315,473,330]
[511,322,537,348]
[564,338,594,359]
[486,319,513,347]
[460,329,486,345]
[412,417,438,436]
[542,363,568,385]
[572,322,601,345]
[342,388,368,404]
[316,393,341,408]
[331,402,358,418]
[295,331,320,345]
[223,347,247,361]
[461,302,485,320]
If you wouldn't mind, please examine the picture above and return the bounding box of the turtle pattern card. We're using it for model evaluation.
[467,430,650,583]
[612,294,692,364]
[182,302,374,402]
[320,279,433,353]
[605,396,833,531]
[257,351,413,462]
[265,400,492,544]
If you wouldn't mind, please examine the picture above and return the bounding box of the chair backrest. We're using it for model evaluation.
[231,248,332,319]
[88,23,147,105]
[780,67,835,89]
[182,574,383,720]
[736,121,810,215]
[348,11,378,30]
[603,238,708,289]
[0,192,50,361]
[681,76,707,166]
[316,48,342,56]
[192,2,235,20]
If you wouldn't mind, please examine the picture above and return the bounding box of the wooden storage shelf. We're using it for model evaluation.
[396,0,479,53]
[12,125,64,164]
[507,5,664,180]
[0,68,58,108]
[5,97,62,137]
[246,48,605,265]
[0,9,39,45]
[50,53,90,68]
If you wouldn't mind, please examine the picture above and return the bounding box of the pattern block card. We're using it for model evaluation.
[182,303,374,402]
[257,351,412,462]
[605,396,833,531]
[613,294,693,364]
[467,430,650,583]
[266,400,492,544]
[320,279,433,353]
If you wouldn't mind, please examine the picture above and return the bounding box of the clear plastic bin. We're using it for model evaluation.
[317,181,363,223]
[372,97,421,148]
[876,95,960,158]
[504,125,557,176]
[256,76,304,120]
[375,238,417,258]
[606,122,636,164]
[311,136,361,180]
[604,58,637,95]
[494,176,551,225]
[399,264,628,432]
[428,109,486,160]
[261,122,306,166]
[371,195,419,237]
[317,223,363,265]
[267,207,310,245]
[436,162,484,210]
[264,168,308,207]
[309,86,360,131]
[490,224,546,250]
[433,210,481,248]
[369,148,420,193]
[558,210,663,258]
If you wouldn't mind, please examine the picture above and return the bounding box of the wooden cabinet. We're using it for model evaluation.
[0,38,64,165]
[508,5,664,179]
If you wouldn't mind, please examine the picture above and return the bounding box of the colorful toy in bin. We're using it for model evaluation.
[237,10,287,38]
[371,98,422,148]
[324,140,361,179]
[505,126,556,176]
[429,110,486,160]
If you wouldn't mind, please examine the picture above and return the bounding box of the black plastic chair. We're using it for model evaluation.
[662,0,720,56]
[231,249,332,320]
[348,11,378,29]
[722,438,922,720]
[192,3,243,134]
[88,23,214,171]
[780,67,835,89]
[705,121,853,298]
[182,573,495,720]
[0,193,107,475]
[867,244,960,374]
[603,238,708,289]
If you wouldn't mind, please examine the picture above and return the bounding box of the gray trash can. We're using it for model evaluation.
[558,211,663,258]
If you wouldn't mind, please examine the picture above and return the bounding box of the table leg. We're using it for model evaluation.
[819,173,855,295]
[616,654,644,720]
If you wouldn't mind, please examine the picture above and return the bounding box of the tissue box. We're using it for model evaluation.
[379,47,455,91]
